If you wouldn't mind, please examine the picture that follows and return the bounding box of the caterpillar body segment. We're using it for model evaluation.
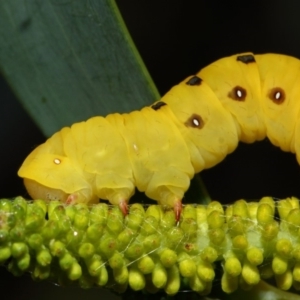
[18,52,300,218]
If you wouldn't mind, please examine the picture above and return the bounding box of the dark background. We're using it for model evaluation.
[1,0,300,299]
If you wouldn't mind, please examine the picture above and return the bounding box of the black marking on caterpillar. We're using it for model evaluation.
[237,54,256,64]
[151,101,167,110]
[186,76,202,86]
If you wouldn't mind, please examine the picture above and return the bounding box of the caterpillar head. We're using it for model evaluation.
[18,140,97,205]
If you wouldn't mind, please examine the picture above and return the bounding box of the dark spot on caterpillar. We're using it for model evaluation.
[151,101,167,110]
[186,76,202,86]
[268,87,285,104]
[228,86,247,101]
[184,114,204,129]
[237,54,256,64]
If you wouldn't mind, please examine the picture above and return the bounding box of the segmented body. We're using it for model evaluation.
[18,52,300,219]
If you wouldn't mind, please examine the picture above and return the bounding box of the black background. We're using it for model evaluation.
[2,0,300,299]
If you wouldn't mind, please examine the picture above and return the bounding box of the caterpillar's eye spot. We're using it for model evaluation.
[151,101,167,110]
[53,158,61,165]
[268,87,285,104]
[184,114,204,129]
[228,86,247,101]
[186,76,202,86]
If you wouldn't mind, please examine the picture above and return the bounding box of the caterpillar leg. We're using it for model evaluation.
[119,200,129,216]
[174,200,182,222]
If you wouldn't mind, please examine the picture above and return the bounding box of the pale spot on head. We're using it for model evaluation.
[54,158,61,165]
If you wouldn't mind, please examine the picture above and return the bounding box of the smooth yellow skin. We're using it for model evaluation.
[18,53,300,212]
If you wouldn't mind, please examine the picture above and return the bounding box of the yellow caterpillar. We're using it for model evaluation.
[18,52,300,220]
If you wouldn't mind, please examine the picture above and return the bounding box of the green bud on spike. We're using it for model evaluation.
[95,265,108,286]
[11,242,28,258]
[275,269,293,290]
[189,273,206,292]
[49,240,66,257]
[165,264,180,295]
[125,204,145,231]
[113,264,129,285]
[288,197,300,209]
[78,243,95,259]
[27,233,43,251]
[140,216,159,236]
[232,235,248,250]
[195,205,207,228]
[293,244,300,262]
[86,223,105,242]
[247,202,258,220]
[99,237,119,259]
[64,205,77,222]
[228,215,244,237]
[48,201,63,220]
[41,220,60,241]
[208,228,225,245]
[178,252,196,277]
[73,208,89,230]
[224,257,242,277]
[13,197,27,214]
[36,249,52,266]
[109,251,125,270]
[34,199,47,215]
[286,209,300,233]
[180,218,197,238]
[143,234,161,253]
[272,254,288,275]
[276,239,293,259]
[182,205,197,220]
[277,199,293,220]
[241,259,260,285]
[17,253,31,271]
[152,261,167,289]
[0,246,11,262]
[145,205,163,220]
[246,248,263,266]
[259,197,275,213]
[25,204,45,232]
[207,201,224,215]
[106,206,124,234]
[87,255,104,276]
[207,210,224,229]
[161,209,176,229]
[137,255,155,274]
[232,199,249,219]
[261,220,279,241]
[117,228,136,252]
[125,240,144,260]
[129,265,146,291]
[68,262,82,281]
[200,247,218,263]
[197,261,215,282]
[293,262,300,282]
[257,203,274,225]
[89,203,108,224]
[165,227,184,248]
[159,248,177,268]
[59,252,74,270]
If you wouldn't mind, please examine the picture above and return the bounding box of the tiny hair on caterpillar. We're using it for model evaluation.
[18,52,300,220]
